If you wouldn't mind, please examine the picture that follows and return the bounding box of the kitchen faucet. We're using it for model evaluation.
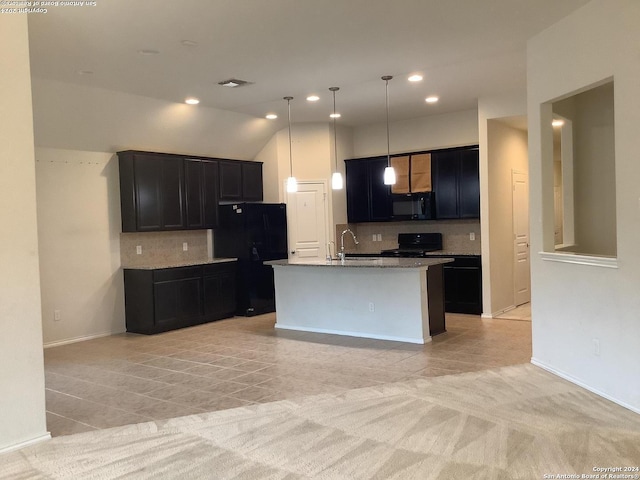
[338,228,359,260]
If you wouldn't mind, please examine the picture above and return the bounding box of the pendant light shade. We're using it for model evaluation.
[329,87,343,190]
[331,172,344,190]
[284,96,297,193]
[382,75,396,186]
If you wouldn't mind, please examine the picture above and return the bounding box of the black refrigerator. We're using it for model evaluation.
[214,203,288,316]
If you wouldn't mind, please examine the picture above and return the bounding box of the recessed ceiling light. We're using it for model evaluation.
[552,119,565,127]
[306,95,320,102]
[408,74,423,82]
[76,70,94,75]
[329,113,341,118]
[185,97,200,105]
[265,114,278,120]
[138,49,160,55]
[425,96,439,103]
[181,40,198,47]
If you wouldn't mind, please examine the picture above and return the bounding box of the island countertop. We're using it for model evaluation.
[265,257,453,269]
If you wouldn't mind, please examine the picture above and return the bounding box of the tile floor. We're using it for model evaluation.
[44,312,532,437]
[495,302,532,321]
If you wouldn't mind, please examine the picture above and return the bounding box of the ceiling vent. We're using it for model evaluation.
[217,78,252,88]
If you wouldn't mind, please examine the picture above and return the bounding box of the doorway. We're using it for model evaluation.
[512,170,531,306]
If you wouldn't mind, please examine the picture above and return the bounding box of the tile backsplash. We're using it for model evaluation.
[336,219,481,255]
[120,230,210,267]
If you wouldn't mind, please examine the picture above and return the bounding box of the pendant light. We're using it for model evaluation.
[329,87,343,190]
[382,75,396,185]
[284,96,297,193]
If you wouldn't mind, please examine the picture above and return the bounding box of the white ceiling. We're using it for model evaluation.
[27,0,590,128]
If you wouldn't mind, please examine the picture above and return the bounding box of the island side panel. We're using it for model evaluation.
[271,265,431,344]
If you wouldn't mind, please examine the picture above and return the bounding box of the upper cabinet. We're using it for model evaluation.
[184,158,219,229]
[219,160,263,202]
[118,151,262,232]
[346,157,392,223]
[345,146,479,223]
[119,152,185,232]
[390,153,432,195]
[432,147,480,219]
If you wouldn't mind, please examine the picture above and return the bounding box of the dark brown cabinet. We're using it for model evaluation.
[345,157,392,223]
[185,159,219,229]
[219,160,263,202]
[432,147,480,219]
[119,152,185,232]
[119,151,262,232]
[123,261,236,334]
[442,256,482,314]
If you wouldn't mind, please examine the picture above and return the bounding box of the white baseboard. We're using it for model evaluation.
[531,358,640,415]
[275,323,431,345]
[44,330,125,349]
[0,432,51,456]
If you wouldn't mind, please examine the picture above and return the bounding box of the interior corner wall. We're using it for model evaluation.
[528,0,640,412]
[477,93,527,316]
[487,120,528,315]
[254,133,280,203]
[35,148,125,346]
[0,15,49,453]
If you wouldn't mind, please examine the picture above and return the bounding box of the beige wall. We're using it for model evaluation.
[352,109,479,158]
[0,15,48,452]
[528,0,640,412]
[486,120,528,315]
[36,148,125,346]
[31,78,277,159]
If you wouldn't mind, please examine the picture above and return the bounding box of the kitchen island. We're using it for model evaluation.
[265,257,453,344]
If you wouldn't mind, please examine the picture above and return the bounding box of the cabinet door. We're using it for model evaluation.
[219,161,243,201]
[202,160,219,228]
[203,266,236,320]
[459,149,480,218]
[432,151,460,219]
[346,160,370,223]
[153,277,202,329]
[133,154,163,231]
[369,157,392,221]
[242,162,263,201]
[184,159,204,229]
[160,157,185,229]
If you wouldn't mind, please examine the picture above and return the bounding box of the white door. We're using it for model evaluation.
[285,182,328,261]
[512,171,530,306]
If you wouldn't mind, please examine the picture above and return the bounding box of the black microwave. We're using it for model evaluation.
[391,192,435,220]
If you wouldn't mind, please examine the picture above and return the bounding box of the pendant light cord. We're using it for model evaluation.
[285,96,293,177]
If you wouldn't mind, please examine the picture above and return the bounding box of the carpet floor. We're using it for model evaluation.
[3,364,639,479]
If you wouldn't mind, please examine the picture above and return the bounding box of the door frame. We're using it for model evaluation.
[283,179,331,261]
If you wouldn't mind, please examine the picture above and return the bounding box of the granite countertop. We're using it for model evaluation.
[346,251,481,257]
[265,257,453,269]
[123,257,237,270]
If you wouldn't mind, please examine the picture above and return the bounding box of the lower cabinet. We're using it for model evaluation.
[124,261,236,334]
[443,256,482,315]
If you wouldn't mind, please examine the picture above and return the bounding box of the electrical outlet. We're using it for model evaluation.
[593,339,600,356]
[183,242,188,252]
[372,234,377,242]
[377,234,382,241]
[136,245,142,255]
[470,232,475,241]
[368,302,375,312]
[54,310,61,321]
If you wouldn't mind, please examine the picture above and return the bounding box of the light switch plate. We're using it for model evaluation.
[136,245,142,255]
[183,242,188,251]
[377,234,382,241]
[470,232,475,241]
